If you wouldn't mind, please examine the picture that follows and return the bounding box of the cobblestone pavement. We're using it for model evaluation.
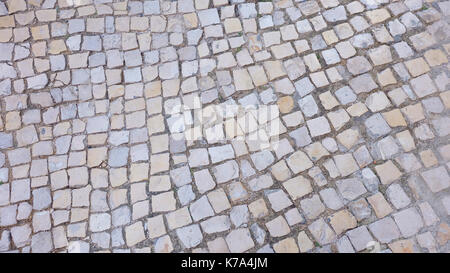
[0,0,449,253]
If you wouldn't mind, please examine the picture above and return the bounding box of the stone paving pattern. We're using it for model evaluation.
[0,0,449,253]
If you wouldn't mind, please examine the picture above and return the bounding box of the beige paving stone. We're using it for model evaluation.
[0,15,15,28]
[404,58,430,77]
[266,216,290,237]
[233,69,254,91]
[322,29,339,45]
[375,160,402,185]
[225,228,255,253]
[87,18,106,33]
[247,65,268,86]
[303,53,321,72]
[152,191,176,212]
[347,102,368,117]
[436,223,450,246]
[277,96,294,114]
[36,9,57,22]
[328,210,357,235]
[308,218,336,245]
[369,45,392,66]
[334,154,359,177]
[389,239,417,253]
[271,43,296,59]
[273,237,299,253]
[366,9,391,24]
[87,147,107,168]
[224,18,242,34]
[424,49,448,66]
[419,150,438,168]
[286,151,313,174]
[263,60,286,80]
[377,68,397,86]
[401,103,425,124]
[208,189,231,214]
[248,198,268,219]
[125,222,146,247]
[282,176,312,200]
[166,207,192,231]
[337,128,360,150]
[297,231,314,253]
[396,130,416,152]
[271,160,291,182]
[7,0,27,14]
[31,25,50,40]
[207,237,230,253]
[410,31,436,51]
[367,192,394,218]
[48,40,67,55]
[440,91,450,109]
[382,109,407,127]
[319,91,339,110]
